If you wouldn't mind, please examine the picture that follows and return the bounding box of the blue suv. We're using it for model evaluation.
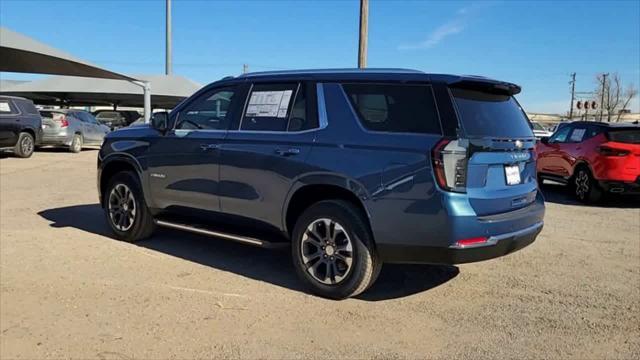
[98,69,545,299]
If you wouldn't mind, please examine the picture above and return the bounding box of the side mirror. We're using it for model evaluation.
[151,112,169,132]
[540,137,549,144]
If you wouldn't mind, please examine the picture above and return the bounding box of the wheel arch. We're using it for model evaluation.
[283,177,373,239]
[99,155,144,207]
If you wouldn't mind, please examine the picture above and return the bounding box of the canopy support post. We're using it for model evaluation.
[130,80,151,123]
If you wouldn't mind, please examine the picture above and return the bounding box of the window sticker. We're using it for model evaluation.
[0,102,10,112]
[246,90,292,118]
[570,128,586,142]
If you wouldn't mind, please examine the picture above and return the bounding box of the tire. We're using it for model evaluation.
[13,132,34,158]
[573,167,602,203]
[103,171,155,242]
[69,134,83,153]
[291,200,381,300]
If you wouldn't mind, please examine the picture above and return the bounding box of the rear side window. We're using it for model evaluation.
[241,83,298,132]
[17,100,39,115]
[342,84,441,134]
[608,129,640,144]
[451,88,533,138]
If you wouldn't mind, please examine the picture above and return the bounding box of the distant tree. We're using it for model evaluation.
[617,84,638,122]
[594,73,638,122]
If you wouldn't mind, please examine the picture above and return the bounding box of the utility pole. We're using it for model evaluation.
[358,0,368,68]
[242,64,249,74]
[165,0,172,75]
[568,72,576,120]
[599,73,608,122]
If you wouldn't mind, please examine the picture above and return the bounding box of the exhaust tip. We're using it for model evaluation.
[610,188,625,193]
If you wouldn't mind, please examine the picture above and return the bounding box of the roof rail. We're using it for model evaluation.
[238,68,424,78]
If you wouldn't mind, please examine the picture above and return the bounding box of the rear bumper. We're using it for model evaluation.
[377,192,545,264]
[598,177,640,194]
[41,133,72,146]
[379,221,542,264]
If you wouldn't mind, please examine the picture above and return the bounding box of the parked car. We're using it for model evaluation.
[536,121,640,202]
[98,69,545,299]
[94,110,141,129]
[0,95,42,158]
[531,121,553,139]
[40,109,110,153]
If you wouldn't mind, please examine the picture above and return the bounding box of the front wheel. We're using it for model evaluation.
[104,171,155,242]
[14,132,34,158]
[291,200,381,300]
[574,167,602,203]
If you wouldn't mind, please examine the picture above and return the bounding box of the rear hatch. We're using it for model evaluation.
[440,85,537,216]
[603,127,640,179]
[40,111,67,133]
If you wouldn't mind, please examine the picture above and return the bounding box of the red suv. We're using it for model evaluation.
[536,121,640,202]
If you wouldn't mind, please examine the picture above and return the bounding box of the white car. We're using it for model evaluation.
[531,121,553,139]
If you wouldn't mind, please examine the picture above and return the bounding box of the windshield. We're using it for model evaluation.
[451,88,534,138]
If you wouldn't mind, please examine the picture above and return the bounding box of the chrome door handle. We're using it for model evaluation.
[200,143,221,151]
[275,148,300,156]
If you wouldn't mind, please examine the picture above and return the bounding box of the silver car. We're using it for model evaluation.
[39,109,110,153]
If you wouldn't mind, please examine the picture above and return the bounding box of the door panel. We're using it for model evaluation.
[145,85,240,212]
[146,130,226,211]
[219,132,315,228]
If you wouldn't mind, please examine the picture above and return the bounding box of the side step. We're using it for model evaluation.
[155,220,288,249]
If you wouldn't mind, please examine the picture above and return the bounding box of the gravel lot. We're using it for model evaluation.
[1,149,639,359]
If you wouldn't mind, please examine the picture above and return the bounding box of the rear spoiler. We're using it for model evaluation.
[448,77,521,96]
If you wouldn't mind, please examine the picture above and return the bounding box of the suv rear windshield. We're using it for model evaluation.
[608,128,640,144]
[451,88,533,138]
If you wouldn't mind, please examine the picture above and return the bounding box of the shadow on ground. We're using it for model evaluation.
[0,147,98,158]
[38,203,459,301]
[540,181,639,208]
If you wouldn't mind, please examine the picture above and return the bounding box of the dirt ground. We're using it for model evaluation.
[1,149,639,359]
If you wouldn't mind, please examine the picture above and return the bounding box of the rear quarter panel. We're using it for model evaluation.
[302,83,447,248]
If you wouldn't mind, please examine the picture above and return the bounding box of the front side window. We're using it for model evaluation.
[342,83,441,134]
[176,87,236,130]
[550,126,571,143]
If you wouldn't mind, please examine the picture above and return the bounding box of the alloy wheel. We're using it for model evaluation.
[575,170,589,200]
[21,135,33,155]
[108,183,136,231]
[300,218,354,285]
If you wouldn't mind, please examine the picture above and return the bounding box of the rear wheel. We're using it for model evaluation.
[69,134,82,153]
[574,167,602,203]
[104,171,155,242]
[13,132,34,158]
[291,200,381,300]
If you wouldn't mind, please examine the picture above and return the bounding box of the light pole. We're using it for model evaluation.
[166,0,172,75]
[358,0,368,68]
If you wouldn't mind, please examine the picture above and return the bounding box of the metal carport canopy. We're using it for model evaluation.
[0,75,201,109]
[0,27,152,120]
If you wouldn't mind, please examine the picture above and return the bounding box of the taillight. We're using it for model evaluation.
[598,146,629,157]
[55,115,69,127]
[454,237,489,248]
[432,139,468,192]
